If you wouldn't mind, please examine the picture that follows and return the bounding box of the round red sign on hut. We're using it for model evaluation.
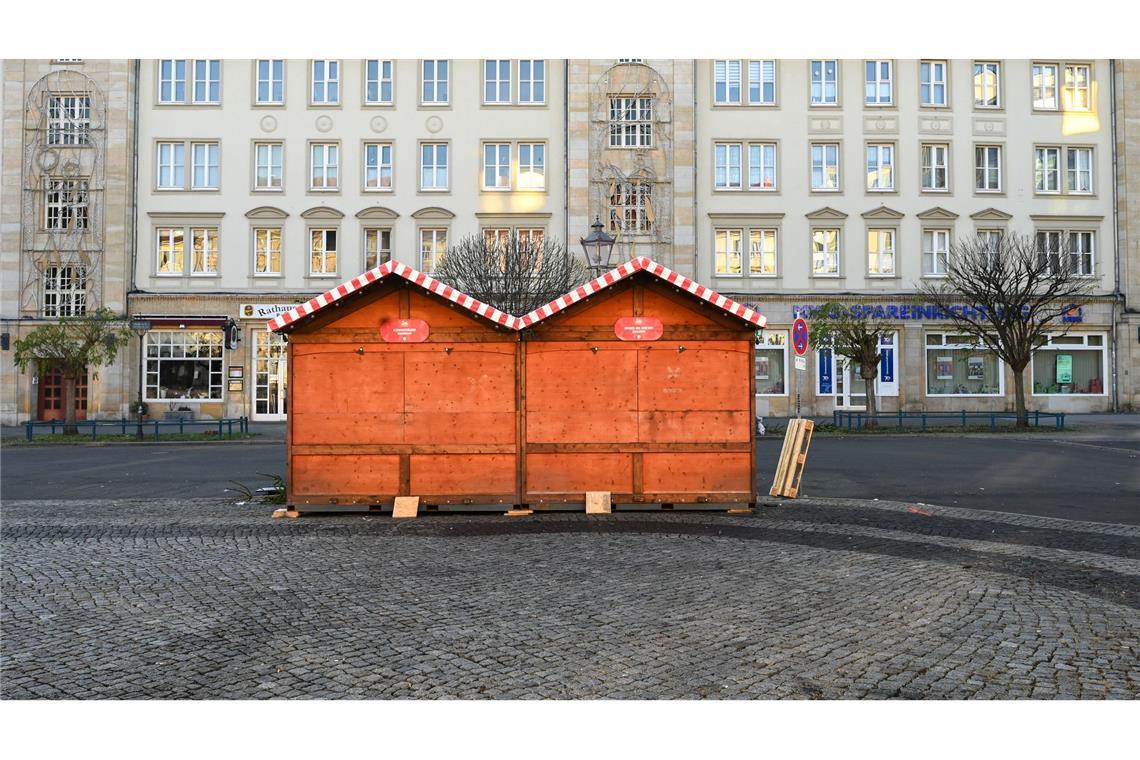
[380,318,430,343]
[614,316,663,341]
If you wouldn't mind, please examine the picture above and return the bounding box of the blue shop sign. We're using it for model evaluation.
[792,303,1034,321]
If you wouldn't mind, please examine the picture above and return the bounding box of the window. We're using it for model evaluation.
[714,60,742,104]
[43,178,88,231]
[193,60,220,104]
[1067,147,1093,193]
[866,229,895,276]
[978,228,1004,268]
[145,331,224,401]
[483,143,511,189]
[420,143,448,190]
[609,97,653,147]
[714,143,742,190]
[1036,230,1063,273]
[748,60,776,105]
[617,59,644,64]
[750,229,777,275]
[920,60,947,106]
[158,59,187,103]
[812,228,840,275]
[422,60,448,104]
[42,265,87,317]
[866,144,894,191]
[484,59,511,104]
[482,227,545,253]
[975,145,1002,192]
[1035,146,1061,193]
[1032,333,1106,395]
[865,60,892,105]
[921,143,949,191]
[1062,65,1092,111]
[755,331,788,396]
[254,142,283,190]
[973,61,1000,108]
[420,228,446,271]
[309,229,337,275]
[1036,230,1094,276]
[714,229,743,275]
[156,228,184,275]
[810,60,838,105]
[518,143,545,190]
[156,142,185,189]
[364,143,393,190]
[922,229,950,276]
[749,143,777,190]
[47,95,90,145]
[253,228,281,275]
[311,60,339,104]
[191,142,219,190]
[925,333,1003,396]
[365,59,393,104]
[256,59,284,104]
[1032,63,1058,109]
[190,228,219,275]
[1069,231,1094,275]
[309,143,339,190]
[519,60,545,104]
[609,181,652,233]
[817,332,899,399]
[363,228,392,269]
[811,143,840,191]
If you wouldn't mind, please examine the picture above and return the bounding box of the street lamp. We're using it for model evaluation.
[129,318,151,440]
[580,215,617,276]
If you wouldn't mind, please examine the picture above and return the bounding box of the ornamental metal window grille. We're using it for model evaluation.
[193,60,220,103]
[422,60,448,103]
[256,59,284,104]
[311,60,340,104]
[519,60,545,103]
[364,143,393,190]
[145,331,224,401]
[42,265,87,317]
[608,97,653,148]
[484,59,511,103]
[46,95,90,145]
[365,60,394,104]
[609,181,653,233]
[43,178,89,230]
[865,60,893,105]
[253,228,281,275]
[309,229,337,275]
[363,228,392,269]
[254,143,283,189]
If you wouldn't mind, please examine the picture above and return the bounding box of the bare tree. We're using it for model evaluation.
[434,233,590,317]
[807,302,894,425]
[918,232,1096,428]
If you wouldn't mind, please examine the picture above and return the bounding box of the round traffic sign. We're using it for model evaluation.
[792,318,809,356]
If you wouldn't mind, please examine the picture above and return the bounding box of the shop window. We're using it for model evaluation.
[1032,333,1106,395]
[145,331,224,401]
[925,332,1003,396]
[755,331,787,396]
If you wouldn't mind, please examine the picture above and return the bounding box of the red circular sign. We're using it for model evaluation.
[614,316,663,341]
[380,318,430,343]
[792,318,809,356]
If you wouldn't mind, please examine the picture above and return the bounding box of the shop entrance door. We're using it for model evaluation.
[834,359,868,409]
[36,366,88,421]
[252,330,287,420]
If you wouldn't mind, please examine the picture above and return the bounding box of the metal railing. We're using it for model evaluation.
[24,417,250,441]
[832,410,1066,431]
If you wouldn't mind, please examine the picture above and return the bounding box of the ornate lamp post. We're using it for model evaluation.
[129,318,151,440]
[579,216,617,277]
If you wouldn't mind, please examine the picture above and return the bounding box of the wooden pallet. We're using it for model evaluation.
[769,419,814,499]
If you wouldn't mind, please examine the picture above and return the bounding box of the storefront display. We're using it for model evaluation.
[925,333,1003,396]
[755,331,787,395]
[1032,333,1107,395]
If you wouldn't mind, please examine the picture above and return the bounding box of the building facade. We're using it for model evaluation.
[1116,59,1140,412]
[0,59,135,425]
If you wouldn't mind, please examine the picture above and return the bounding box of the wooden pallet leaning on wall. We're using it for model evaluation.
[769,419,814,499]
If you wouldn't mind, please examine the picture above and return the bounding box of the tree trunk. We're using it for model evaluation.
[62,372,79,436]
[863,372,879,428]
[1012,366,1028,429]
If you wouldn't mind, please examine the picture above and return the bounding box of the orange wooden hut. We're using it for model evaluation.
[267,261,522,513]
[516,257,767,510]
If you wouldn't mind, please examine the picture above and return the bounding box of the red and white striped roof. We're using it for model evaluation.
[517,257,768,329]
[266,260,520,332]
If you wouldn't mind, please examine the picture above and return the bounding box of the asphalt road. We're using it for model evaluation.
[2,433,1137,524]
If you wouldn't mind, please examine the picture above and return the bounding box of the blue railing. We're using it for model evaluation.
[25,416,250,441]
[832,410,1066,431]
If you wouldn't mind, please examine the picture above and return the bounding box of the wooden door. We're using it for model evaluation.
[37,367,88,422]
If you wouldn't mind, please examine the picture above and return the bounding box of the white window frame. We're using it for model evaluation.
[975,145,1002,192]
[190,141,219,190]
[749,228,778,276]
[308,228,338,276]
[866,143,895,191]
[816,332,900,398]
[921,143,949,192]
[158,59,187,104]
[420,228,447,272]
[714,60,742,105]
[46,94,91,145]
[811,228,841,276]
[811,142,840,192]
[155,227,184,276]
[255,59,284,105]
[253,227,282,276]
[42,264,87,317]
[363,227,392,270]
[483,142,512,190]
[189,227,219,276]
[144,331,224,402]
[192,60,221,104]
[973,61,1001,109]
[925,332,1006,397]
[364,142,393,191]
[922,228,951,276]
[253,142,283,191]
[865,60,893,105]
[714,142,743,190]
[755,330,789,397]
[714,228,743,275]
[421,60,449,105]
[866,228,896,276]
[156,142,186,189]
[309,142,339,190]
[519,60,546,105]
[365,59,394,105]
[484,59,512,104]
[518,142,545,190]
[43,178,89,231]
[1067,230,1095,276]
[749,142,777,191]
[810,59,838,106]
[1066,147,1094,194]
[420,142,449,191]
[310,60,340,105]
[608,96,653,148]
[1035,146,1061,194]
[920,60,947,107]
[1031,333,1108,396]
[1032,63,1058,110]
[748,60,777,105]
[1062,64,1092,112]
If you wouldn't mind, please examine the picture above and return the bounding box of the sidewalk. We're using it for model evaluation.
[1,420,287,442]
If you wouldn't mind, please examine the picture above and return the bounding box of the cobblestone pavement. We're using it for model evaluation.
[2,498,1137,699]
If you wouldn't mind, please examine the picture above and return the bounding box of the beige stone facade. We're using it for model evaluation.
[1,59,135,425]
[1115,60,1140,412]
